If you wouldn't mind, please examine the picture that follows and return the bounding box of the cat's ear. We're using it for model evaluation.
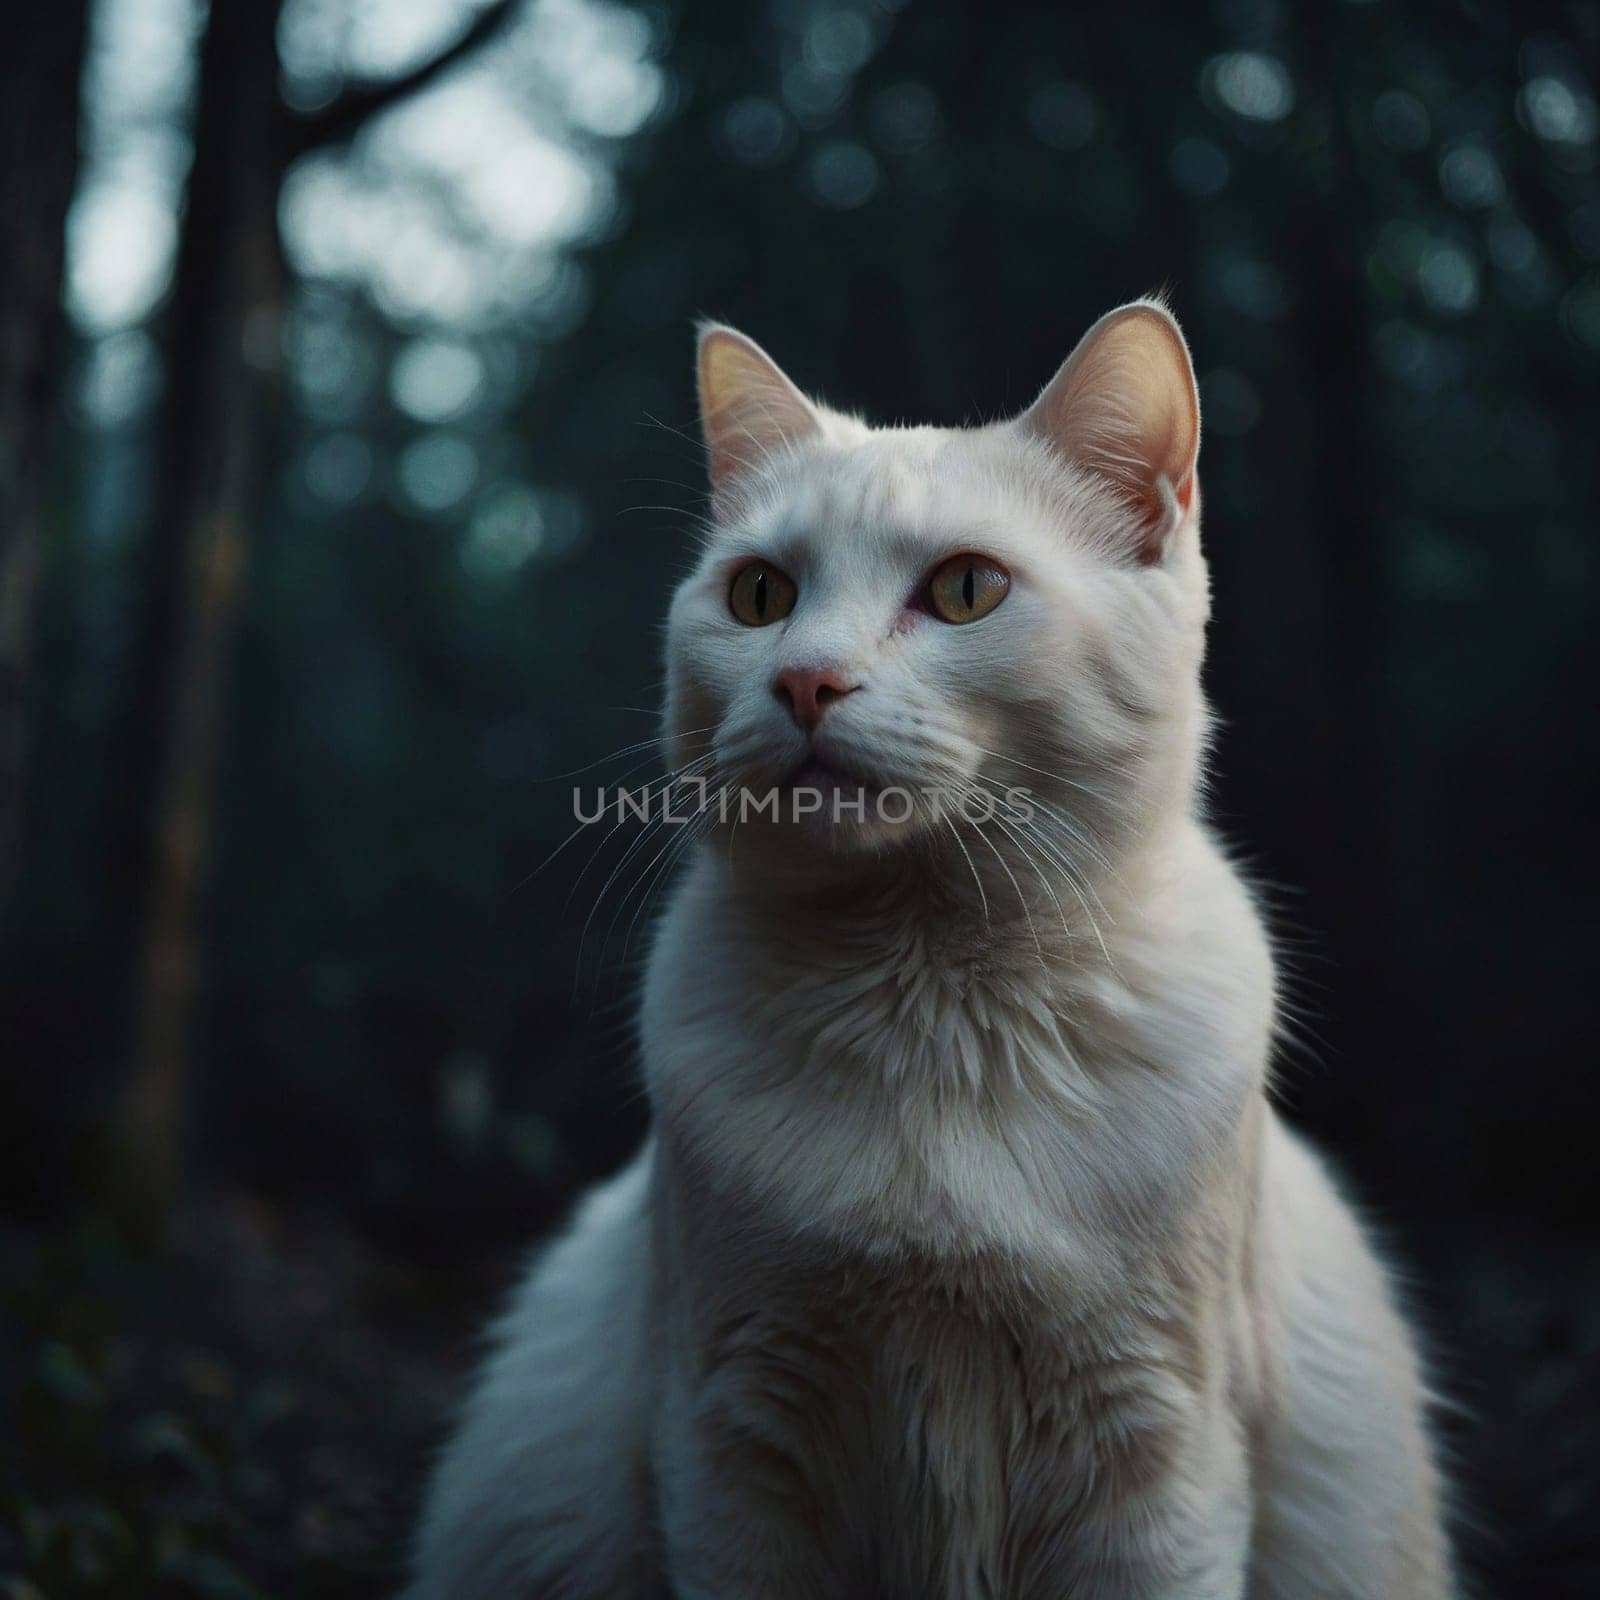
[1017,300,1200,562]
[696,323,822,498]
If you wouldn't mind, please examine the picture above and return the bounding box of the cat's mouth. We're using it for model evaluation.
[784,754,874,795]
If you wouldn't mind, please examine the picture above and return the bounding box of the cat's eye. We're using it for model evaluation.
[728,562,797,627]
[927,555,1010,624]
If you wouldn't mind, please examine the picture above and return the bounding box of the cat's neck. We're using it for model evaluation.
[703,811,1200,981]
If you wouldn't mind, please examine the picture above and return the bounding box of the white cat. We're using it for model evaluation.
[406,302,1455,1598]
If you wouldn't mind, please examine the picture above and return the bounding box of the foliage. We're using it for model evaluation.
[1,1209,475,1598]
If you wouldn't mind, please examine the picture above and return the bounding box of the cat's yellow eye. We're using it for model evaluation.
[928,555,1010,624]
[728,562,797,626]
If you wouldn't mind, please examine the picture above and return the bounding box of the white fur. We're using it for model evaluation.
[407,306,1453,1599]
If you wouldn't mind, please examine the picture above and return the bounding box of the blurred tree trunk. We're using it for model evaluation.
[108,0,524,1239]
[107,0,291,1239]
[0,1,90,902]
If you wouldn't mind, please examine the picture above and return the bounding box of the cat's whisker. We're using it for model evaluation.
[622,789,723,943]
[1018,818,1114,968]
[572,803,680,1000]
[963,744,1127,892]
[974,766,1124,896]
[950,782,1045,966]
[619,503,720,540]
[621,795,726,972]
[1009,802,1110,899]
[509,744,706,899]
[976,786,1088,947]
[939,809,990,929]
[535,725,718,785]
[572,757,718,937]
[560,763,714,969]
[563,754,719,917]
[1017,792,1123,888]
[1019,806,1121,927]
[969,743,1128,804]
[634,413,705,453]
[960,779,1071,954]
[590,786,723,1005]
[966,774,1115,965]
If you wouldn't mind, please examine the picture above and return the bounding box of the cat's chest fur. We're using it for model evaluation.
[643,849,1266,1265]
[658,1196,1216,1599]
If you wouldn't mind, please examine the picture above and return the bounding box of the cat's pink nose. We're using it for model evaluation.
[773,666,858,731]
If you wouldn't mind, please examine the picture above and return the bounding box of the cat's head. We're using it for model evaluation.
[663,301,1212,874]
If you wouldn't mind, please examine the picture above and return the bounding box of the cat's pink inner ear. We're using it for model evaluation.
[1018,302,1201,561]
[696,326,821,497]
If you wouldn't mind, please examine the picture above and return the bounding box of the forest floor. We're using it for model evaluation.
[0,1194,506,1599]
[2,1197,1599,1598]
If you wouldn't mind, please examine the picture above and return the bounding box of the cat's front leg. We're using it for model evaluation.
[1054,1403,1253,1600]
[652,1376,862,1600]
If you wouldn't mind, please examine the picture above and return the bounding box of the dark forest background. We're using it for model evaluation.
[2,0,1597,1594]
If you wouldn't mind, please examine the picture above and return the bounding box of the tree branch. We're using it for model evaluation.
[289,0,521,158]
